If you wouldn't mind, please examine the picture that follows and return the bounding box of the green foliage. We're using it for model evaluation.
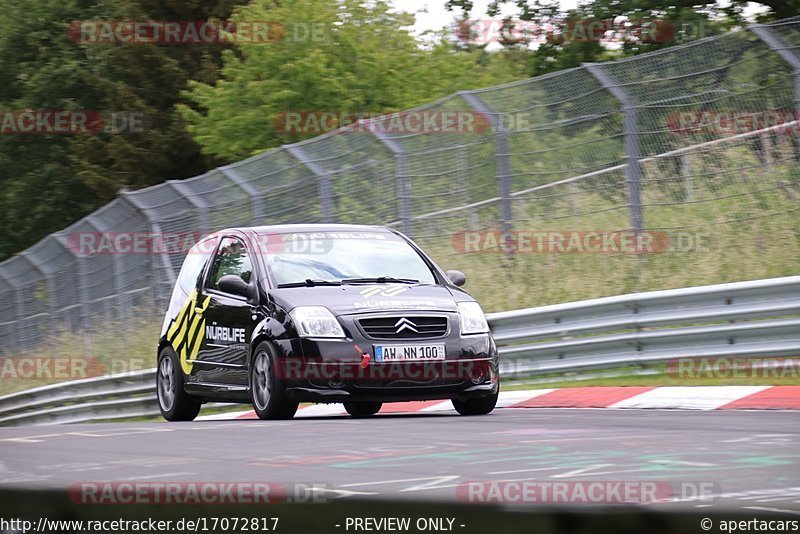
[0,0,246,260]
[445,0,797,77]
[180,0,524,160]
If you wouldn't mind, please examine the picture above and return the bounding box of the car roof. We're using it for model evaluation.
[217,223,395,236]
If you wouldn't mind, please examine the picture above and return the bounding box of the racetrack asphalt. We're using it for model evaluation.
[0,408,798,512]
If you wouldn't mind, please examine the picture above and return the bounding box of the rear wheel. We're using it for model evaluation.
[250,342,298,420]
[343,401,382,417]
[452,390,498,416]
[157,347,201,422]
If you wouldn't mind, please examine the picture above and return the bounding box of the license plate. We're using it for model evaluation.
[374,344,445,362]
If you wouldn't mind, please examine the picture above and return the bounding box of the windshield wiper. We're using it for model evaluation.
[277,279,342,288]
[341,277,419,285]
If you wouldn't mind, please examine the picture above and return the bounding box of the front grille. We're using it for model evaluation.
[358,316,448,340]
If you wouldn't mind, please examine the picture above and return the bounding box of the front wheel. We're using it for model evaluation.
[452,390,498,416]
[343,401,382,417]
[250,343,298,420]
[157,347,201,422]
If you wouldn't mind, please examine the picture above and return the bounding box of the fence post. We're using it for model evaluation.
[285,144,335,223]
[167,181,209,233]
[0,267,19,351]
[584,63,645,233]
[18,251,54,327]
[118,189,176,304]
[44,234,92,351]
[748,24,800,158]
[457,145,479,228]
[49,233,94,334]
[219,166,264,222]
[370,125,412,237]
[460,90,514,239]
[682,152,693,202]
[22,237,86,332]
[81,215,134,320]
[44,234,86,333]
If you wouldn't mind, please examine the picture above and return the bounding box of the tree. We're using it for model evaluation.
[180,0,522,161]
[446,0,798,22]
[445,0,798,76]
[69,0,250,200]
[0,0,106,260]
[0,0,247,259]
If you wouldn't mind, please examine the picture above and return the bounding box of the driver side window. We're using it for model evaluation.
[207,237,253,292]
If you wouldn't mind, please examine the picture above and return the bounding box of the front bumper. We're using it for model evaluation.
[286,381,498,403]
[278,313,499,403]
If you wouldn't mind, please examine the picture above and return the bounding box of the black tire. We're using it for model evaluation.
[452,390,498,416]
[157,347,201,422]
[343,401,382,417]
[250,342,298,420]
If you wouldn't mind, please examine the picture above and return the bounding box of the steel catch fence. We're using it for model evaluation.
[1,18,799,354]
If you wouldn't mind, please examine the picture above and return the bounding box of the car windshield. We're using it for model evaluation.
[262,231,437,287]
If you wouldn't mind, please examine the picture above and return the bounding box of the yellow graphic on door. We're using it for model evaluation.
[167,289,211,374]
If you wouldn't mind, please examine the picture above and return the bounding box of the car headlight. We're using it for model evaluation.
[290,306,346,339]
[458,301,489,335]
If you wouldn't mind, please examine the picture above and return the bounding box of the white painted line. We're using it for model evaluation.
[609,386,771,410]
[0,433,64,443]
[68,428,176,437]
[198,403,347,421]
[340,475,459,488]
[197,410,253,421]
[296,404,347,417]
[418,401,455,412]
[487,466,562,475]
[115,472,196,481]
[0,427,176,443]
[497,389,556,407]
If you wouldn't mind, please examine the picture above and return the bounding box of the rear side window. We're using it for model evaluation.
[207,237,253,291]
[175,238,216,296]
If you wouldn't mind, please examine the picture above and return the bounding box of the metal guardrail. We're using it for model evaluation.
[491,275,800,377]
[0,369,158,426]
[1,275,799,426]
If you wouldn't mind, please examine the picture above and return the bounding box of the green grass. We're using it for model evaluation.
[418,155,800,313]
[0,316,159,396]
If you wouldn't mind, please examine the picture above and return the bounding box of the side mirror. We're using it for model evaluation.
[446,269,466,287]
[218,274,251,298]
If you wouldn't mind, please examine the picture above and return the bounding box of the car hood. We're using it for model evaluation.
[269,284,461,315]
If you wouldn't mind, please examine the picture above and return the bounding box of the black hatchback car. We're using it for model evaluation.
[156,224,499,421]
